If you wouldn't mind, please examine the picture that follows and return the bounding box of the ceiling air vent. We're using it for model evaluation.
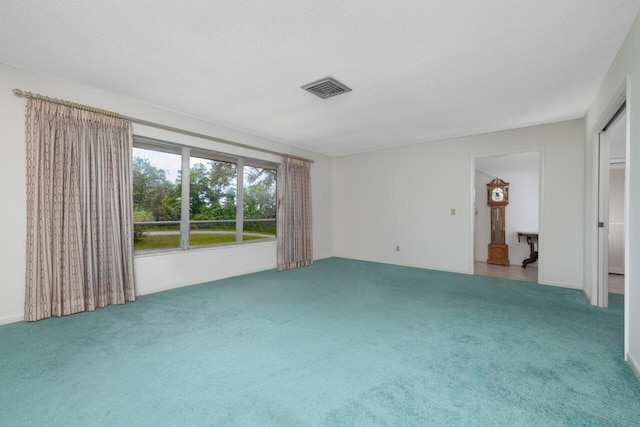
[301,77,351,99]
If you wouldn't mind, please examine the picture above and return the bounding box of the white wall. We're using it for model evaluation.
[475,152,540,265]
[584,10,640,371]
[333,120,584,288]
[0,63,333,324]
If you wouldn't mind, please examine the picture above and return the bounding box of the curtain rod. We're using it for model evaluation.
[12,88,313,164]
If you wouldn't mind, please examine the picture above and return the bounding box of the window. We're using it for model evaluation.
[132,145,182,251]
[132,138,277,252]
[243,166,277,240]
[188,153,238,247]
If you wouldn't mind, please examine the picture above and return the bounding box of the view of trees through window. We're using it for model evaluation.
[243,166,277,237]
[133,143,276,251]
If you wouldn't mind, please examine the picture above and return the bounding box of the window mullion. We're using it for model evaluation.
[181,146,191,249]
[236,158,244,242]
[133,136,276,252]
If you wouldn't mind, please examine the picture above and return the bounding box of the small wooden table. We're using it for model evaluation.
[517,232,538,269]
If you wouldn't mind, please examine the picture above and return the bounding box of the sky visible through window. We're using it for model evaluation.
[133,147,204,184]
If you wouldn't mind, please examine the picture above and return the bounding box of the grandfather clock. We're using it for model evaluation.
[486,178,510,265]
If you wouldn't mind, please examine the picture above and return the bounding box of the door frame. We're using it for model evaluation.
[469,148,544,280]
[596,128,611,307]
[591,92,628,305]
[588,78,629,359]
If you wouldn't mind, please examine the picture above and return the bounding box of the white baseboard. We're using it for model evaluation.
[136,263,277,297]
[628,352,640,380]
[331,254,470,275]
[0,314,24,326]
[333,255,592,292]
[582,287,594,305]
[3,258,335,322]
[538,280,583,290]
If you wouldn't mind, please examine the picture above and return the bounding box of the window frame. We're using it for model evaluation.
[133,135,278,254]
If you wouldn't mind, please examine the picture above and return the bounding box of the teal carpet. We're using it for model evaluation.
[1,258,638,426]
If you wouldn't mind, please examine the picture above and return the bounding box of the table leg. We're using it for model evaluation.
[522,236,538,269]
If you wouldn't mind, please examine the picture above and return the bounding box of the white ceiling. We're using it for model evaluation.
[1,1,639,156]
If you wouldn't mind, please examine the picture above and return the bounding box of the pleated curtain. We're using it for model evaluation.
[24,98,135,321]
[276,157,313,271]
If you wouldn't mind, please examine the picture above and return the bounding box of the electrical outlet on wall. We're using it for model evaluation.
[450,208,456,215]
[396,245,400,252]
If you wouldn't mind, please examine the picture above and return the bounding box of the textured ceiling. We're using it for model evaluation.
[1,1,639,156]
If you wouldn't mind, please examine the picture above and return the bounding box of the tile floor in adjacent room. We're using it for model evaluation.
[474,261,538,283]
[474,262,625,295]
[609,273,624,295]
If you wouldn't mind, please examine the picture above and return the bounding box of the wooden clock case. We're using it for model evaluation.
[486,178,510,266]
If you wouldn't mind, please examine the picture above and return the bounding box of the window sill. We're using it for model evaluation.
[133,238,276,258]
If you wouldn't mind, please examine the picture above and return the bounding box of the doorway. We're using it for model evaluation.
[596,106,627,307]
[473,151,541,282]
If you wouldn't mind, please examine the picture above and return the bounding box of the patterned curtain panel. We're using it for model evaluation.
[24,99,135,321]
[276,157,313,271]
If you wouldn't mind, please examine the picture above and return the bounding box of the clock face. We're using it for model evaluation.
[491,187,504,202]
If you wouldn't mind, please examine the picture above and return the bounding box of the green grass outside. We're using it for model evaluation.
[134,233,270,251]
